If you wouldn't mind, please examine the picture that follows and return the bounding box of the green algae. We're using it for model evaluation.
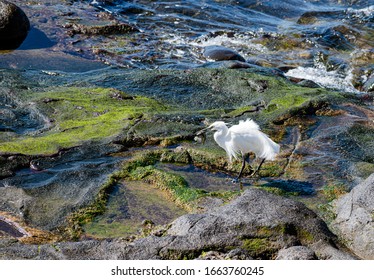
[0,87,165,155]
[65,174,118,239]
[126,165,207,210]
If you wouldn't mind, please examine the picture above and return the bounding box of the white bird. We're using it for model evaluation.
[198,119,280,181]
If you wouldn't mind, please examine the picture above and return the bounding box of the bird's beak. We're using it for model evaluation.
[196,126,209,135]
[195,126,209,144]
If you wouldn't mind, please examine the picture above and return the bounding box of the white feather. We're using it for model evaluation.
[209,119,280,162]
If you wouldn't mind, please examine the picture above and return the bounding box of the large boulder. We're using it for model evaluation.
[0,0,30,49]
[332,173,374,259]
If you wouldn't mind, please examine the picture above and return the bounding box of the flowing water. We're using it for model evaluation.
[89,0,373,93]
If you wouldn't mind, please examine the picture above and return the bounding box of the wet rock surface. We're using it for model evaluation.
[0,144,123,230]
[0,0,30,49]
[203,45,246,62]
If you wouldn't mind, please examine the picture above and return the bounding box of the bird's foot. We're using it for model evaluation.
[248,170,260,178]
[231,178,240,184]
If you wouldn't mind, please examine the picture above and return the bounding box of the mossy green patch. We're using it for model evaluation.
[127,165,207,210]
[83,221,137,238]
[296,228,315,243]
[320,184,349,202]
[0,87,165,155]
[242,238,276,259]
[65,174,118,239]
[255,186,299,197]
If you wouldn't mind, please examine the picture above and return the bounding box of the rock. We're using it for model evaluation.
[297,10,341,25]
[66,21,138,36]
[195,251,225,260]
[156,188,354,260]
[316,26,354,51]
[363,74,374,92]
[296,79,321,88]
[0,188,356,260]
[225,248,253,260]
[331,173,374,259]
[0,144,123,230]
[276,246,317,260]
[309,240,357,260]
[203,45,245,62]
[0,0,30,49]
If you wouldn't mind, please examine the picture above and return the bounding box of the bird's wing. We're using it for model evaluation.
[229,119,260,133]
[228,119,280,160]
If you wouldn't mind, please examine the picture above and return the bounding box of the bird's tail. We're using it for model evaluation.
[259,132,280,160]
[239,119,279,160]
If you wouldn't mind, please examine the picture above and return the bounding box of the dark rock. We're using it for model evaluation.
[203,45,246,62]
[297,10,343,25]
[200,60,252,69]
[331,173,374,259]
[0,155,30,179]
[276,246,317,260]
[316,26,354,51]
[0,0,30,49]
[297,79,321,88]
[337,123,374,164]
[66,21,138,36]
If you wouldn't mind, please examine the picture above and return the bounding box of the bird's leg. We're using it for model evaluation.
[233,153,247,183]
[249,158,265,177]
[244,153,254,173]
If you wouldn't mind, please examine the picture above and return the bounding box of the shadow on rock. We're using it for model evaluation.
[18,28,55,50]
[262,179,315,196]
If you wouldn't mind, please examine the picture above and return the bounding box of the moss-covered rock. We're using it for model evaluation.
[0,87,164,156]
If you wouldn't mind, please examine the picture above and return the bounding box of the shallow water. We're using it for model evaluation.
[83,181,187,238]
[157,162,239,192]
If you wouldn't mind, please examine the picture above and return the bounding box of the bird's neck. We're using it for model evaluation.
[213,128,228,148]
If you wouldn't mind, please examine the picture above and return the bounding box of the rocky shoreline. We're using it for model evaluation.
[0,0,373,260]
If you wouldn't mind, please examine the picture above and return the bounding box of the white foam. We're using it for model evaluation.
[285,65,360,94]
[164,32,268,64]
[347,5,374,17]
[192,34,267,53]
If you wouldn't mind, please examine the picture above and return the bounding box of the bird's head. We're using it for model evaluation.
[195,121,228,142]
[208,121,228,132]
